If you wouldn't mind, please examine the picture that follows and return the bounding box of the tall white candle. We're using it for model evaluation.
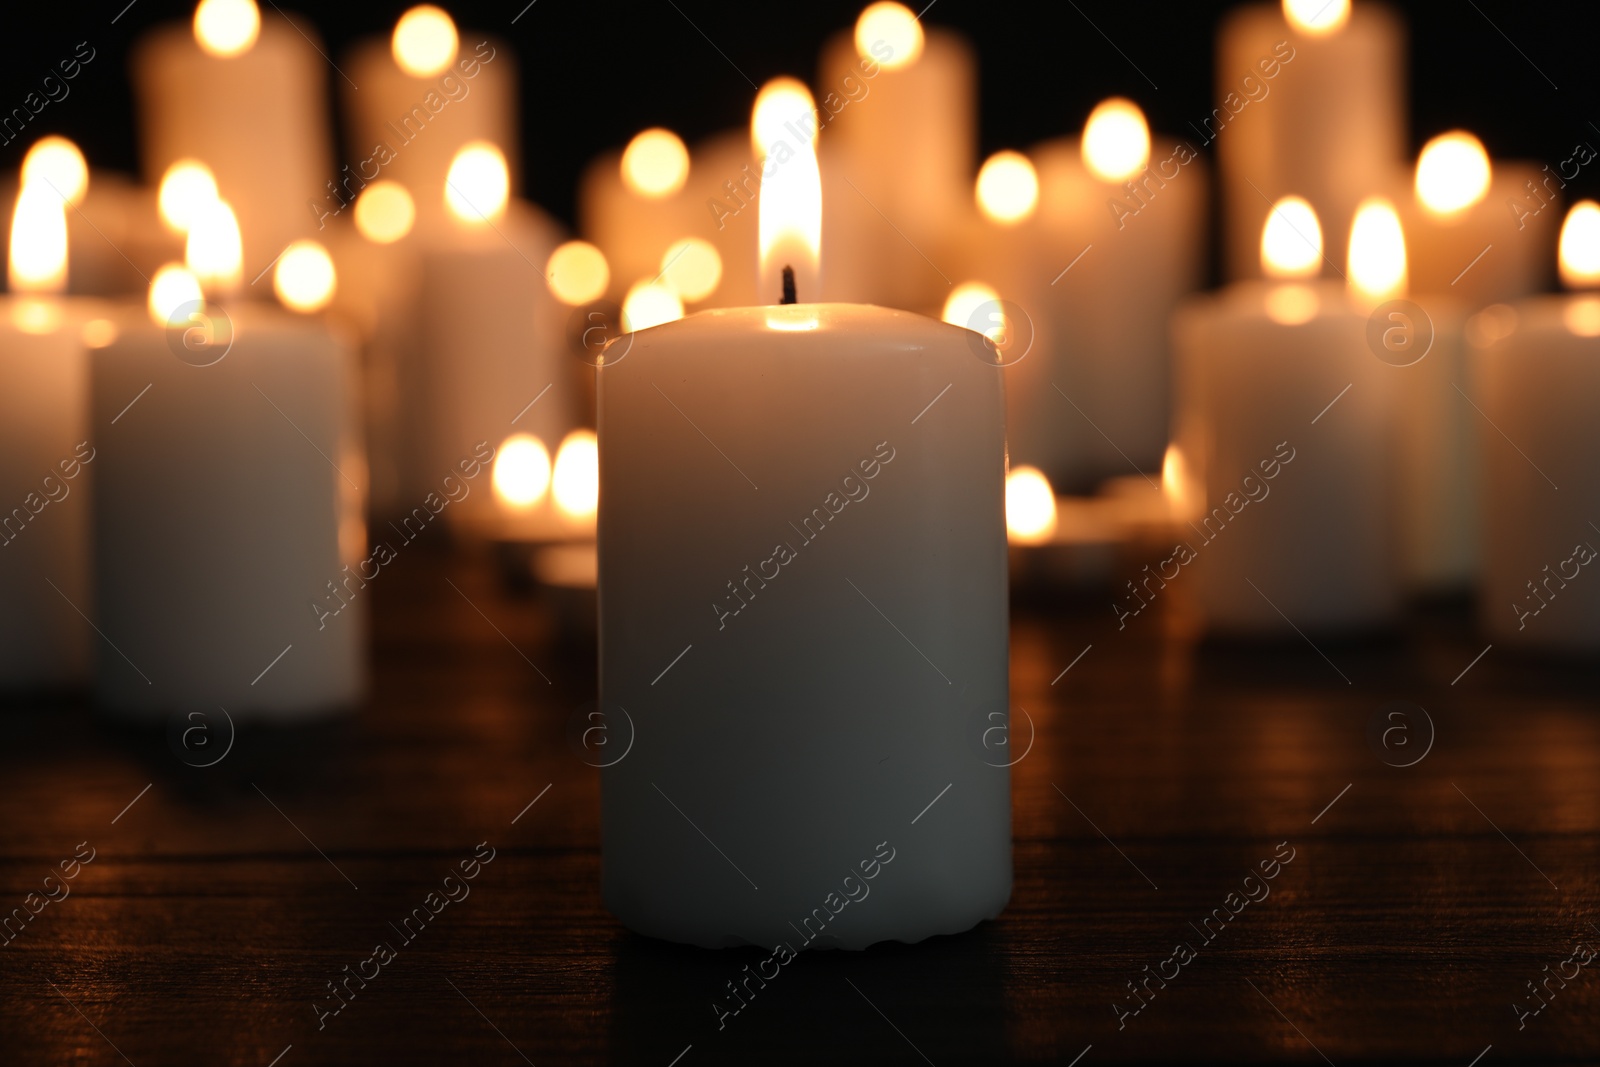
[599,80,1009,950]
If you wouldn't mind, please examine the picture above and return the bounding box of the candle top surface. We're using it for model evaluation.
[618,302,977,350]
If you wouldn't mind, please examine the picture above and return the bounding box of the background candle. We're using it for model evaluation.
[131,0,332,271]
[578,128,695,301]
[1476,202,1600,650]
[1216,0,1405,281]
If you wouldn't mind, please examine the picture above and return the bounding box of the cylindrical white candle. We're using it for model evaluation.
[579,128,696,301]
[1477,202,1600,650]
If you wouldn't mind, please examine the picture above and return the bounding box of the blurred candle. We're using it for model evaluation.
[1476,202,1600,650]
[579,128,697,300]
[1216,0,1405,280]
[1172,197,1400,631]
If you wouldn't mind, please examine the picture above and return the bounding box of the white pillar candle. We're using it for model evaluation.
[818,2,975,309]
[90,259,361,716]
[1216,0,1405,281]
[1477,202,1600,650]
[131,0,332,272]
[1172,196,1400,631]
[339,8,515,239]
[0,184,104,689]
[599,80,1009,950]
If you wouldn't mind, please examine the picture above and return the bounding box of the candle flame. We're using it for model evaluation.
[1415,131,1491,217]
[976,151,1038,225]
[1161,444,1191,517]
[184,197,243,294]
[942,282,1004,341]
[1260,196,1322,279]
[8,183,68,294]
[659,237,722,302]
[1283,0,1349,36]
[353,180,416,244]
[621,128,690,199]
[273,239,336,313]
[546,240,610,306]
[1005,466,1057,545]
[622,279,683,331]
[1347,197,1407,302]
[492,433,552,508]
[392,5,458,77]
[854,2,923,70]
[194,0,261,57]
[22,137,88,206]
[1558,200,1600,289]
[148,263,204,327]
[552,430,599,521]
[1082,98,1150,183]
[158,160,220,234]
[444,142,510,225]
[754,77,822,302]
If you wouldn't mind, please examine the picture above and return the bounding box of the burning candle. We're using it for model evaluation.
[1476,202,1600,650]
[88,202,362,717]
[1171,197,1400,632]
[579,128,698,301]
[598,79,1009,950]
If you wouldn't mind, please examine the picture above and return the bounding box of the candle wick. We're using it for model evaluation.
[781,266,797,305]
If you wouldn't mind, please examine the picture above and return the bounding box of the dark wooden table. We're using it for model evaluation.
[2,541,1596,1066]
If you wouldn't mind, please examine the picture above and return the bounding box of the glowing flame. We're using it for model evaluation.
[194,0,261,57]
[1161,444,1190,516]
[1347,197,1407,302]
[546,240,610,305]
[1260,196,1322,279]
[1283,0,1349,36]
[1415,131,1491,217]
[753,77,822,303]
[392,5,458,77]
[273,239,336,313]
[1006,466,1057,545]
[1558,200,1600,289]
[621,128,690,199]
[659,237,722,302]
[942,282,1004,341]
[622,279,683,331]
[1082,98,1150,182]
[148,263,204,327]
[976,151,1038,225]
[354,180,416,244]
[444,141,510,225]
[855,2,923,69]
[552,430,599,521]
[8,183,68,294]
[185,197,243,293]
[158,160,219,234]
[22,137,88,206]
[492,433,551,508]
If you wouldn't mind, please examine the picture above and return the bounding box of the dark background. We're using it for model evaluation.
[1,1,1595,233]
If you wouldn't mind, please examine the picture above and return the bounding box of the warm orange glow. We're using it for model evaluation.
[659,237,722,302]
[148,263,204,327]
[392,5,458,77]
[1264,283,1320,325]
[547,241,610,305]
[444,141,510,224]
[22,137,88,206]
[1558,200,1600,289]
[10,300,61,335]
[552,430,599,520]
[8,183,68,294]
[942,282,1004,341]
[622,280,683,331]
[158,160,219,234]
[1464,303,1518,348]
[1082,99,1150,182]
[976,151,1038,225]
[1006,466,1057,545]
[1415,132,1491,216]
[184,197,243,293]
[194,0,261,57]
[855,2,923,69]
[1283,0,1349,35]
[492,433,552,508]
[620,128,690,199]
[1161,444,1190,516]
[1348,197,1407,302]
[754,78,823,302]
[81,318,119,348]
[1261,196,1322,280]
[1563,296,1600,337]
[354,180,416,243]
[273,240,337,313]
